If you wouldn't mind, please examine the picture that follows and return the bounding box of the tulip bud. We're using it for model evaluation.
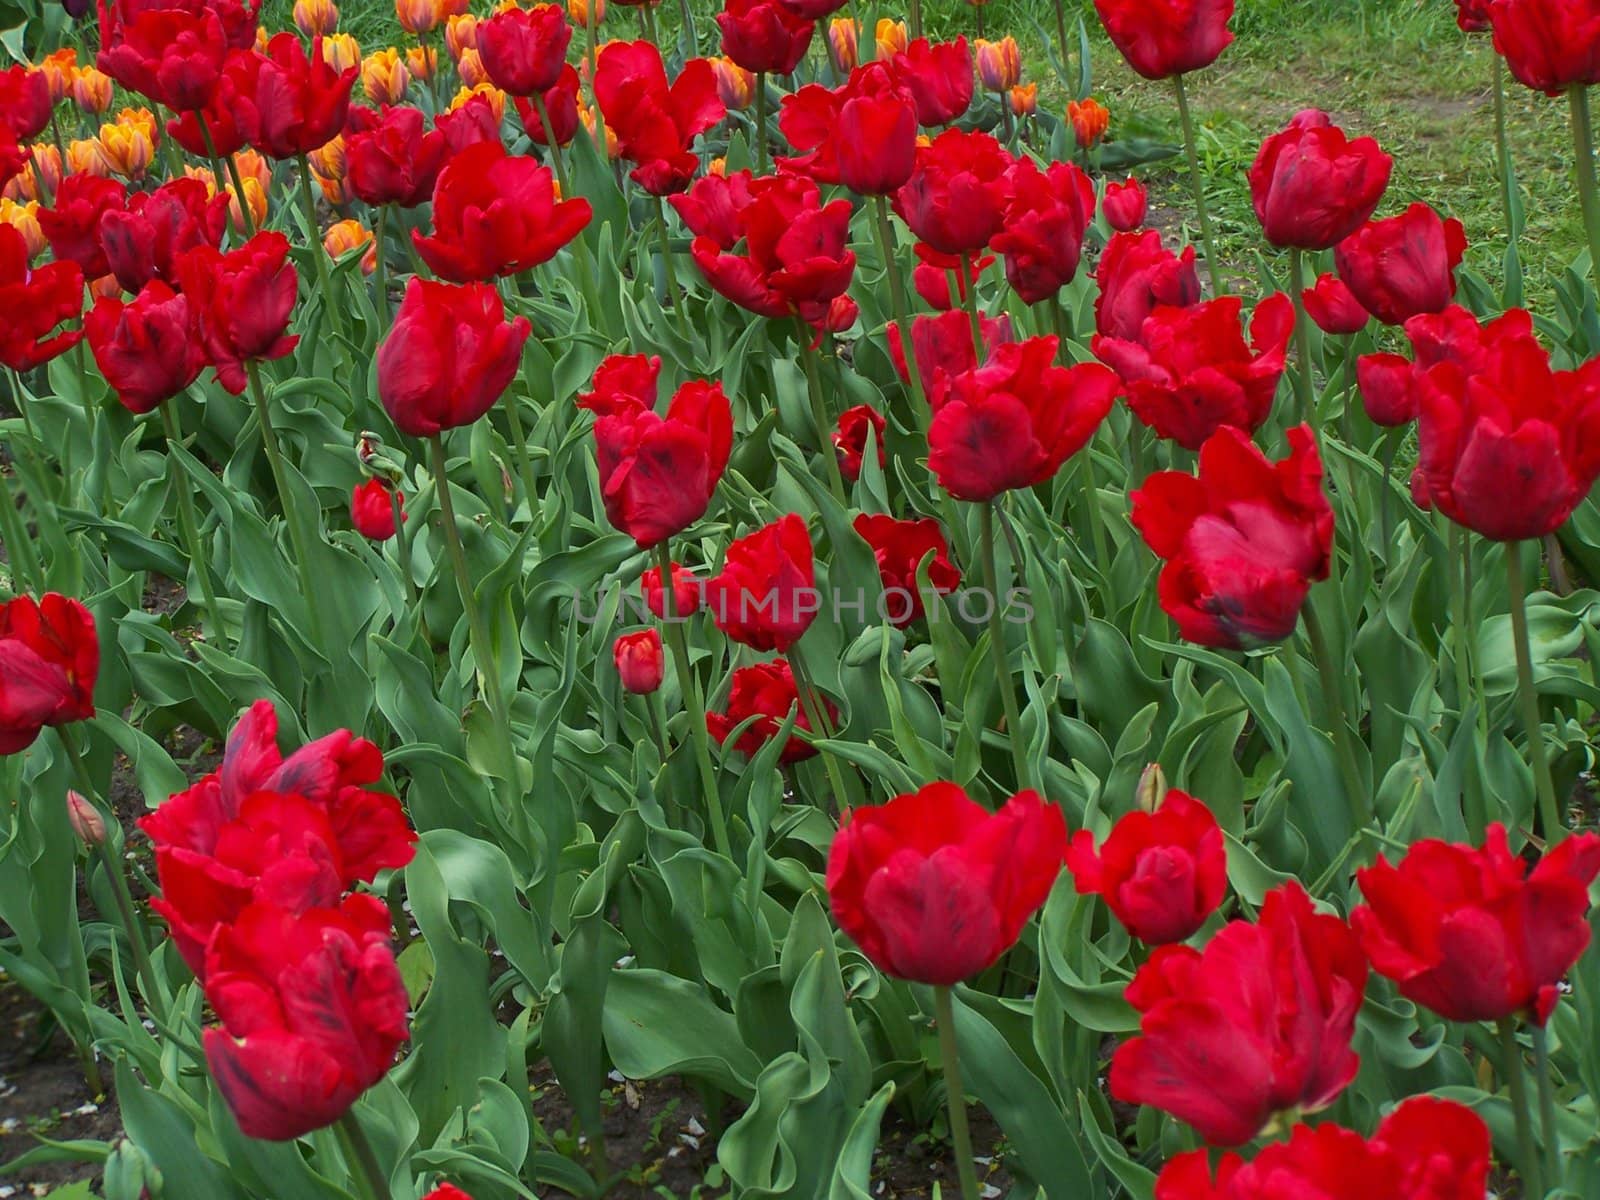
[875,17,907,58]
[350,476,404,539]
[707,155,726,177]
[1135,763,1168,814]
[1008,83,1037,117]
[712,56,755,111]
[405,44,437,81]
[1067,97,1110,150]
[72,65,112,114]
[228,175,269,234]
[322,32,362,73]
[324,218,376,272]
[104,1138,162,1200]
[362,49,411,105]
[67,136,110,177]
[309,133,347,182]
[975,36,1021,93]
[445,12,478,59]
[450,82,505,120]
[614,629,665,694]
[294,0,340,36]
[40,49,77,103]
[357,430,407,482]
[396,0,438,34]
[0,197,44,259]
[568,0,603,26]
[67,790,108,847]
[457,47,488,88]
[99,111,157,181]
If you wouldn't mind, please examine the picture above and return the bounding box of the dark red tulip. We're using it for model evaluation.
[1356,353,1417,427]
[1301,271,1370,335]
[1489,0,1600,93]
[669,169,756,249]
[578,351,661,415]
[837,81,919,195]
[852,513,961,627]
[1132,424,1333,649]
[1102,176,1147,231]
[886,308,1014,400]
[707,659,829,762]
[833,404,886,483]
[641,561,703,618]
[166,56,255,158]
[421,1187,475,1200]
[97,6,226,110]
[84,283,207,414]
[1094,229,1201,340]
[990,156,1095,304]
[0,223,84,371]
[1094,293,1295,450]
[1092,0,1235,79]
[477,3,571,96]
[38,172,128,279]
[0,66,53,140]
[773,0,846,15]
[378,278,533,436]
[99,176,229,293]
[594,41,725,196]
[718,0,815,76]
[893,128,1012,256]
[434,90,504,154]
[243,33,357,159]
[175,231,298,394]
[706,513,817,652]
[0,132,25,196]
[826,784,1067,985]
[346,105,449,208]
[1248,110,1392,250]
[98,0,260,54]
[1456,0,1492,30]
[1356,303,1512,429]
[614,629,665,694]
[350,478,404,541]
[911,243,989,311]
[1333,202,1467,326]
[514,64,581,146]
[0,593,98,755]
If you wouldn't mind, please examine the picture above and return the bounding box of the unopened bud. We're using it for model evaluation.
[67,790,107,846]
[1135,763,1168,814]
[356,431,406,483]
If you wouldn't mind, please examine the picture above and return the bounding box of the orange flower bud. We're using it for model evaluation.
[66,791,107,848]
[235,148,273,193]
[67,137,110,177]
[975,36,1021,93]
[324,217,377,273]
[396,0,438,34]
[362,49,411,105]
[98,117,156,181]
[294,0,340,36]
[875,18,907,59]
[1008,82,1037,117]
[457,47,488,88]
[708,156,726,177]
[0,198,44,259]
[1067,97,1110,150]
[578,95,618,159]
[255,24,271,52]
[72,67,113,115]
[322,33,362,73]
[229,175,269,235]
[567,0,603,26]
[712,56,754,111]
[406,44,438,81]
[450,82,504,121]
[40,49,77,103]
[827,17,858,71]
[445,12,478,59]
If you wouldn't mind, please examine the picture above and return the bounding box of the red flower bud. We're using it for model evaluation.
[613,629,664,694]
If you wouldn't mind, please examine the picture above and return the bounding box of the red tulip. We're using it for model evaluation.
[613,629,665,694]
[778,63,919,194]
[1456,0,1492,30]
[641,561,703,618]
[434,90,504,154]
[0,66,53,140]
[891,37,973,125]
[0,132,25,196]
[1353,823,1600,1025]
[1301,271,1370,335]
[1131,424,1333,649]
[892,127,1012,256]
[1333,202,1467,326]
[707,659,829,762]
[0,593,98,755]
[1248,110,1392,250]
[413,142,591,281]
[84,283,207,414]
[911,243,989,310]
[175,231,299,395]
[243,34,356,159]
[1356,353,1418,428]
[1488,0,1600,93]
[0,223,84,371]
[706,513,816,652]
[1092,0,1234,79]
[1102,176,1148,231]
[202,900,410,1140]
[1355,303,1503,429]
[350,478,404,541]
[1112,882,1366,1146]
[420,1188,474,1200]
[833,404,887,483]
[38,172,127,279]
[476,4,570,96]
[514,64,581,146]
[852,513,961,627]
[346,104,449,208]
[594,41,725,196]
[165,56,255,157]
[97,6,227,110]
[718,0,815,75]
[826,783,1067,985]
[1094,229,1201,340]
[1094,293,1295,450]
[927,336,1119,501]
[578,352,661,415]
[887,308,1014,399]
[1155,1097,1490,1200]
[581,375,732,548]
[1066,790,1226,945]
[377,278,532,436]
[773,0,846,15]
[1414,306,1600,540]
[98,0,260,53]
[99,176,229,293]
[989,157,1095,304]
[669,169,756,249]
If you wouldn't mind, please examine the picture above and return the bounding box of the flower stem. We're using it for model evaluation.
[336,1112,392,1200]
[654,543,731,857]
[786,650,852,815]
[907,0,922,40]
[1499,1017,1545,1200]
[1171,73,1223,297]
[652,195,692,340]
[387,483,418,613]
[871,194,929,436]
[1507,538,1566,844]
[1448,523,1475,733]
[298,152,347,341]
[932,986,980,1200]
[1301,604,1371,828]
[960,252,984,360]
[159,402,224,647]
[979,502,1034,792]
[1288,247,1316,426]
[0,435,45,594]
[755,73,769,173]
[373,204,390,321]
[1494,55,1522,305]
[1532,1021,1563,1187]
[1569,85,1600,284]
[798,322,847,503]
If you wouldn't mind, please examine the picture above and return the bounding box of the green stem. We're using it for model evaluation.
[496,282,542,521]
[1302,604,1371,828]
[298,153,347,341]
[1288,248,1316,426]
[653,196,692,340]
[387,482,418,614]
[373,204,389,320]
[648,689,672,765]
[787,651,852,815]
[336,1112,391,1200]
[531,93,572,197]
[1494,55,1521,305]
[907,0,922,40]
[1569,86,1600,284]
[1499,1018,1545,1200]
[1449,523,1474,732]
[1052,0,1070,66]
[222,151,257,238]
[159,402,224,646]
[524,95,605,329]
[798,322,848,503]
[1508,539,1566,844]
[960,252,984,360]
[755,73,768,172]
[245,362,327,649]
[932,987,980,1200]
[871,194,929,436]
[979,503,1034,792]
[1532,1022,1563,1187]
[1339,332,1355,445]
[1076,446,1110,569]
[419,33,441,114]
[0,444,45,594]
[1171,73,1223,297]
[655,543,731,858]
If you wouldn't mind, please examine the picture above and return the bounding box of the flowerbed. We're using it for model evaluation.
[2,0,1600,1195]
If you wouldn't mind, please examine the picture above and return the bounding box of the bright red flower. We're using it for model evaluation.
[97,6,226,110]
[0,132,25,196]
[777,62,919,193]
[1066,790,1225,945]
[893,127,1012,256]
[911,243,989,311]
[1131,424,1333,649]
[1092,0,1235,79]
[1094,293,1295,450]
[1333,202,1467,326]
[852,513,961,627]
[670,169,756,248]
[84,283,206,414]
[421,1187,474,1200]
[38,172,127,279]
[582,375,732,548]
[1353,823,1600,1025]
[242,34,356,159]
[887,308,1014,397]
[1414,306,1600,540]
[826,784,1067,985]
[578,351,661,415]
[413,141,591,281]
[99,176,229,293]
[1455,0,1492,30]
[641,561,703,618]
[349,478,404,541]
[175,230,299,394]
[614,629,665,694]
[514,64,581,146]
[346,105,449,208]
[1103,176,1148,231]
[594,41,725,195]
[0,593,98,755]
[477,4,571,96]
[773,0,846,15]
[0,223,84,371]
[1248,110,1392,250]
[718,0,815,75]
[202,900,410,1140]
[1355,303,1505,429]
[833,403,887,483]
[1489,0,1600,93]
[165,56,255,158]
[890,37,973,125]
[1302,271,1370,335]
[1111,882,1366,1146]
[927,336,1119,501]
[98,0,260,54]
[989,157,1095,304]
[0,66,52,140]
[706,513,817,652]
[377,278,533,436]
[707,659,828,763]
[1094,229,1201,340]
[434,90,504,154]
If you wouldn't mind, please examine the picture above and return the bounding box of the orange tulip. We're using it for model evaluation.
[445,12,478,59]
[323,218,378,273]
[322,33,362,73]
[396,0,438,34]
[712,57,754,111]
[827,18,858,71]
[567,0,603,26]
[975,36,1021,92]
[0,198,44,259]
[1067,97,1110,149]
[1008,82,1037,117]
[362,49,411,105]
[39,49,77,103]
[294,0,340,36]
[875,18,907,58]
[72,67,112,115]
